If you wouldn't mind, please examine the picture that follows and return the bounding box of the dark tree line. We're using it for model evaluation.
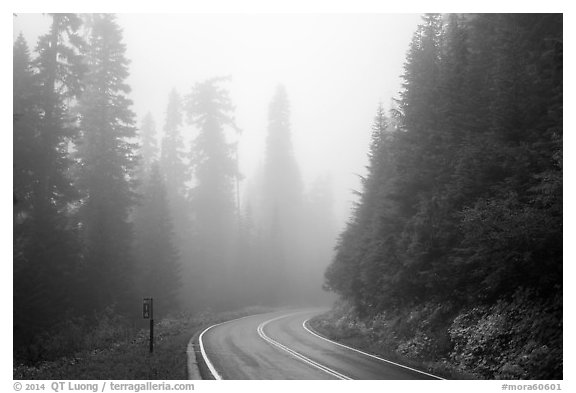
[14,14,87,355]
[324,14,562,379]
[13,14,181,362]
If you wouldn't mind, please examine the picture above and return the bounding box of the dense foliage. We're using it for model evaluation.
[324,14,562,379]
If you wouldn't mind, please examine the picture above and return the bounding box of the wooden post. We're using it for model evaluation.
[143,298,154,354]
[150,317,154,353]
[149,298,154,353]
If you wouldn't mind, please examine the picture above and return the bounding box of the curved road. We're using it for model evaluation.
[197,309,443,380]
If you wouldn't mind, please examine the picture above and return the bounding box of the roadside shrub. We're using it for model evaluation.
[312,289,561,380]
[397,331,434,360]
[15,305,136,365]
[448,289,562,379]
[15,305,276,379]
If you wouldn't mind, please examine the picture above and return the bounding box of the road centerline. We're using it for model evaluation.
[197,309,442,380]
[198,312,272,380]
[257,312,353,380]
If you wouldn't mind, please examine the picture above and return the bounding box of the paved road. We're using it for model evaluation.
[198,309,443,380]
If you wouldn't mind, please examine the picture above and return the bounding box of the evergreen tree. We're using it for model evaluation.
[325,104,401,312]
[452,14,563,302]
[184,76,239,309]
[300,174,337,303]
[260,84,304,303]
[324,13,562,378]
[13,14,85,353]
[13,33,47,352]
[134,163,181,317]
[76,13,139,313]
[138,112,158,175]
[13,34,40,221]
[159,89,191,307]
[395,13,444,212]
[262,85,303,220]
[160,88,188,198]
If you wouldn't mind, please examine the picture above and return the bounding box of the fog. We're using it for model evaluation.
[13,13,421,318]
[14,13,421,224]
[126,14,421,222]
[13,13,564,380]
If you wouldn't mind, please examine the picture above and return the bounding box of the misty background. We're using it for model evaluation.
[12,13,422,355]
[14,13,422,225]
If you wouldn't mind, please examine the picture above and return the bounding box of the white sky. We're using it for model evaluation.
[13,13,422,227]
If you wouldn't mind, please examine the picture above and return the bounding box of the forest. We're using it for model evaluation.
[13,14,335,364]
[322,14,562,379]
[13,13,562,380]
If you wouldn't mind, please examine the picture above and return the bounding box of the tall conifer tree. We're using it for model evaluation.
[160,89,188,198]
[13,14,85,349]
[13,34,40,221]
[159,89,191,300]
[185,77,239,309]
[138,112,158,176]
[76,13,139,312]
[134,163,181,316]
[260,85,304,303]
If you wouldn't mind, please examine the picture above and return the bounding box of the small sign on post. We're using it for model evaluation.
[143,298,154,353]
[143,298,152,319]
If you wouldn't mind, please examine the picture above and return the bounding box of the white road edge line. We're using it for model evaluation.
[198,322,224,380]
[257,312,353,380]
[198,312,272,380]
[302,318,446,380]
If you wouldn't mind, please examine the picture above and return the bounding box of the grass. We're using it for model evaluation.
[14,306,272,380]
